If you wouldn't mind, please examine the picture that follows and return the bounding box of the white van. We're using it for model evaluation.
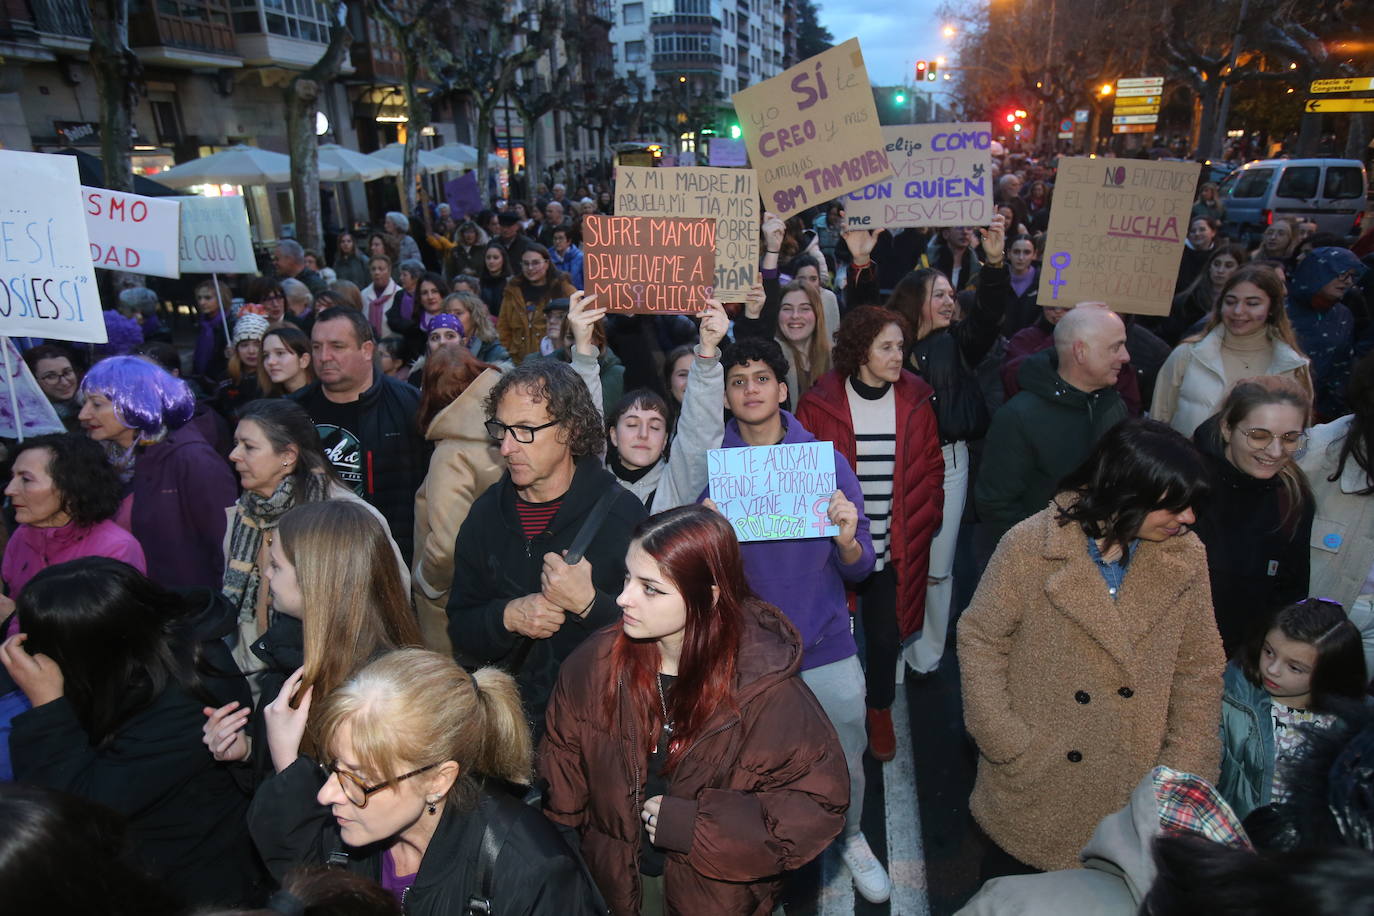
[1217,158,1366,242]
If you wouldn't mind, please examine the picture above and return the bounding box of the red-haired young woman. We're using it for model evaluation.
[540,504,849,915]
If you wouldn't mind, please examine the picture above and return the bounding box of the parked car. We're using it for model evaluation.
[1217,158,1366,244]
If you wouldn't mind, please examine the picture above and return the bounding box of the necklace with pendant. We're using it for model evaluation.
[656,673,673,736]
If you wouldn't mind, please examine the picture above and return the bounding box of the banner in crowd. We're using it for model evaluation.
[174,195,257,275]
[82,187,181,278]
[843,123,994,229]
[732,38,893,217]
[582,214,716,314]
[614,166,759,301]
[0,150,106,343]
[707,442,841,542]
[445,172,482,220]
[708,138,748,167]
[1037,156,1200,316]
[0,337,64,438]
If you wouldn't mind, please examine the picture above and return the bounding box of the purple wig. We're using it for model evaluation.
[80,356,196,442]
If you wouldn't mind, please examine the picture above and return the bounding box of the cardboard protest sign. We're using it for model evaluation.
[1037,157,1199,316]
[0,151,106,343]
[0,337,64,438]
[844,123,994,229]
[732,37,893,217]
[82,187,181,278]
[174,195,257,274]
[582,213,716,314]
[707,442,841,542]
[615,166,759,301]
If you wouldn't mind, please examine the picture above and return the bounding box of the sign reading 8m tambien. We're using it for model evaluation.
[732,38,894,217]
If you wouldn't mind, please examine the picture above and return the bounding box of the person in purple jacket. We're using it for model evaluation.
[701,337,890,904]
[77,356,237,589]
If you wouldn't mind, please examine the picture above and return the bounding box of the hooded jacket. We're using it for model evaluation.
[446,456,646,726]
[496,272,577,364]
[539,601,849,915]
[796,369,944,639]
[250,759,604,916]
[975,349,1127,542]
[1286,246,1365,420]
[291,371,431,565]
[412,369,504,653]
[704,410,874,672]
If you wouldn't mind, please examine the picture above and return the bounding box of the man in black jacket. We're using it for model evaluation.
[447,360,645,728]
[292,306,430,564]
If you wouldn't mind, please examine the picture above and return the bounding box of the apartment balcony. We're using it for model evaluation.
[22,0,87,52]
[651,50,722,73]
[131,0,243,68]
[650,12,719,29]
[736,28,747,45]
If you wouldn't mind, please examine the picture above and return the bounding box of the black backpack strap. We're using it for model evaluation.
[466,795,520,916]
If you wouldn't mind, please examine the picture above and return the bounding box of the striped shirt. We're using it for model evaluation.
[515,497,562,540]
[846,377,897,570]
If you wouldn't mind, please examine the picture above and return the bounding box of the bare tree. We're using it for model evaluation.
[370,0,445,213]
[284,1,353,252]
[88,0,139,193]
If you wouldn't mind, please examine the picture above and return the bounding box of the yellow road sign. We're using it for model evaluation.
[1113,104,1161,116]
[1112,124,1155,134]
[1310,77,1374,94]
[1305,98,1374,113]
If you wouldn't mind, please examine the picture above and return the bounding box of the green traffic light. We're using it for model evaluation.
[729,124,742,139]
[895,93,906,103]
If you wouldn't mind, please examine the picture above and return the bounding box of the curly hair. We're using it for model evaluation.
[833,306,912,378]
[485,360,604,458]
[12,433,123,527]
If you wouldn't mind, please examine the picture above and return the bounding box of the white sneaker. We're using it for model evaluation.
[840,833,891,904]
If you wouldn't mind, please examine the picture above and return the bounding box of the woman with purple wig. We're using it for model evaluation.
[77,357,238,589]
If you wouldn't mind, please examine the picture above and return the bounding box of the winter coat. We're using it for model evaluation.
[360,278,400,340]
[540,600,849,915]
[551,345,625,416]
[1002,267,1042,337]
[1190,422,1313,657]
[1218,662,1277,821]
[704,411,875,672]
[2,518,146,597]
[413,369,504,653]
[290,372,430,565]
[128,423,238,590]
[250,758,604,916]
[331,251,369,289]
[1001,318,1142,415]
[1149,324,1310,438]
[1298,416,1374,675]
[1286,246,1365,420]
[497,273,577,365]
[796,369,944,638]
[10,597,259,906]
[975,349,1128,543]
[446,456,646,726]
[958,497,1224,870]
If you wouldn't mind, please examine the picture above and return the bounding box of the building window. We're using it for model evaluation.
[625,40,645,62]
[230,0,331,41]
[623,2,644,23]
[150,99,182,145]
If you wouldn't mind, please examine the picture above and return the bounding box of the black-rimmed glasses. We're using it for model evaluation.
[485,418,558,444]
[319,761,438,808]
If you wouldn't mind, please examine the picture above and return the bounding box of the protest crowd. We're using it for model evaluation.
[5,44,1374,916]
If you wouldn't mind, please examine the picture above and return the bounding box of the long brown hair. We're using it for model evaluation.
[1190,263,1313,397]
[417,345,498,432]
[603,506,747,773]
[775,278,831,396]
[1215,375,1313,530]
[256,326,315,396]
[277,501,421,753]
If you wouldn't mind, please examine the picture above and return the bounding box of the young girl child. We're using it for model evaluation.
[1218,597,1368,820]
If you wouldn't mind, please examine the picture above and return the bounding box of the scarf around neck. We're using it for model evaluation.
[222,474,325,622]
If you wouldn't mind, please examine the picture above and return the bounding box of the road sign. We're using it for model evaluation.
[1114,104,1161,116]
[1112,124,1155,134]
[1116,87,1162,99]
[1073,109,1090,123]
[1117,77,1164,89]
[1058,131,1074,139]
[1113,114,1159,125]
[1310,77,1374,94]
[1059,118,1074,132]
[1305,98,1374,113]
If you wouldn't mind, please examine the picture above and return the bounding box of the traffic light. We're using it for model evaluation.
[916,60,927,82]
[926,61,938,82]
[894,90,907,104]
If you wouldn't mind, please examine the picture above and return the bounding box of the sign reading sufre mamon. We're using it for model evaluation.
[707,442,841,542]
[615,166,758,301]
[732,37,893,217]
[844,123,994,229]
[582,214,716,314]
[0,150,106,343]
[1037,156,1200,317]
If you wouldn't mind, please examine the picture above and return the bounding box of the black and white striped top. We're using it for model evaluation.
[846,377,897,571]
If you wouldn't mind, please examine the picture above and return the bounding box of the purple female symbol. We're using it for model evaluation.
[1048,251,1072,299]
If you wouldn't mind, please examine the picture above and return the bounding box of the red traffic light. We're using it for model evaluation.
[1005,113,1016,123]
[916,60,927,73]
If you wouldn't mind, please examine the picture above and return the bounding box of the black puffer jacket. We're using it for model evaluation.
[250,758,606,916]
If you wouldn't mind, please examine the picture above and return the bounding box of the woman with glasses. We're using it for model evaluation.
[23,344,83,432]
[1192,376,1315,657]
[496,242,576,365]
[1152,264,1311,438]
[249,649,604,914]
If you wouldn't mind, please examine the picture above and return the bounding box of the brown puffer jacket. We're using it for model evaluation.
[539,600,849,916]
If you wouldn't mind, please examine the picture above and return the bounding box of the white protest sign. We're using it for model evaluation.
[707,442,841,542]
[175,195,257,274]
[83,187,182,278]
[844,123,994,229]
[0,151,105,343]
[709,138,747,166]
[615,166,759,301]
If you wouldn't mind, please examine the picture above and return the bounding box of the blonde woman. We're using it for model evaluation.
[1151,264,1311,438]
[445,291,512,367]
[249,649,604,913]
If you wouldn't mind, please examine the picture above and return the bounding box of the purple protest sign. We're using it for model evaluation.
[445,172,481,220]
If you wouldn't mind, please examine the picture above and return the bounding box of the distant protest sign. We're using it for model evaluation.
[844,123,993,229]
[707,442,841,542]
[82,187,181,278]
[1037,157,1199,316]
[709,138,747,166]
[174,196,257,274]
[732,38,893,217]
[0,150,105,343]
[582,213,716,314]
[615,166,758,301]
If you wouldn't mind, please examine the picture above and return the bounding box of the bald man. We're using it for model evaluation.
[976,303,1130,543]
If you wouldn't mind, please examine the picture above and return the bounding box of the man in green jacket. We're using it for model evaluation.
[976,303,1130,546]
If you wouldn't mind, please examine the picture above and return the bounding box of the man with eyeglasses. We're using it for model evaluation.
[23,344,83,432]
[447,356,645,730]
